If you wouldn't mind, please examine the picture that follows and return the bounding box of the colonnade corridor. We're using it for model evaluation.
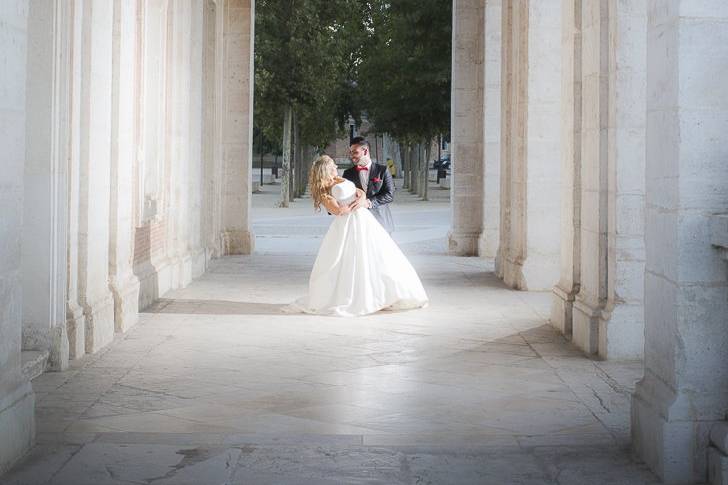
[4,184,657,484]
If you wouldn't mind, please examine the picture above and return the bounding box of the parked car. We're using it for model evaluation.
[432,155,450,170]
[433,155,451,182]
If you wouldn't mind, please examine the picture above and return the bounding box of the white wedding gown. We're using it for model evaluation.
[290,180,428,317]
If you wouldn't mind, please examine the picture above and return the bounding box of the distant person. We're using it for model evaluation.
[285,155,428,316]
[386,157,397,177]
[342,137,395,233]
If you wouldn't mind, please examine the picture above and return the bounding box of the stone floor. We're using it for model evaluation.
[2,183,659,484]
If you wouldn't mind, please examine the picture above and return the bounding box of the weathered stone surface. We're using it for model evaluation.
[632,3,728,483]
[2,190,657,483]
[497,0,562,291]
[0,0,36,474]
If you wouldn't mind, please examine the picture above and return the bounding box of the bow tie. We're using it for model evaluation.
[355,165,368,172]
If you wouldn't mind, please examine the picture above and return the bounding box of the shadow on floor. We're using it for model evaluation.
[143,298,287,315]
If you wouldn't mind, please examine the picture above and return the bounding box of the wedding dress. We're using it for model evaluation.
[290,180,428,317]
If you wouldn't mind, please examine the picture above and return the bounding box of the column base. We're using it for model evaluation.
[709,423,728,485]
[573,298,644,359]
[135,258,170,311]
[572,297,605,355]
[598,303,644,360]
[222,229,254,255]
[110,274,140,334]
[66,301,85,360]
[83,292,115,354]
[0,382,34,475]
[47,325,69,371]
[498,254,526,290]
[448,231,480,256]
[551,284,576,338]
[477,230,498,260]
[191,247,207,279]
[21,325,69,372]
[632,372,717,484]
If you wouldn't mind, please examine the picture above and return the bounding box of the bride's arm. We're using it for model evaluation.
[322,195,352,216]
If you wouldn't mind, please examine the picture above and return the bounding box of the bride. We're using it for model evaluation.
[289,155,428,317]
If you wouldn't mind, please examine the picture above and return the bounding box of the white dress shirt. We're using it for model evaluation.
[358,160,372,192]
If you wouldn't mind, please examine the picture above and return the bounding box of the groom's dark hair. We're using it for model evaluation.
[350,136,369,150]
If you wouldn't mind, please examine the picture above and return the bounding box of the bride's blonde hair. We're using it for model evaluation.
[309,154,339,211]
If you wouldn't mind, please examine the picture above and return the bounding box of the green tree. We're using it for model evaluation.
[254,0,366,206]
[358,0,452,200]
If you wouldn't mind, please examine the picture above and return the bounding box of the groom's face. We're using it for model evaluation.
[349,144,369,166]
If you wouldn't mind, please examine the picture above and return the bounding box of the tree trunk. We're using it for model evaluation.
[412,143,421,195]
[288,111,298,202]
[405,144,412,191]
[423,140,430,201]
[279,104,292,207]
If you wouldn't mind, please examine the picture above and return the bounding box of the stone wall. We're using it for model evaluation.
[0,0,35,474]
[632,2,728,482]
[0,0,255,470]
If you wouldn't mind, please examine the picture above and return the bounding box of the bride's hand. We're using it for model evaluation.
[348,190,366,211]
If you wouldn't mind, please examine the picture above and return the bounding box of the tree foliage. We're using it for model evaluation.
[358,0,452,143]
[254,0,366,150]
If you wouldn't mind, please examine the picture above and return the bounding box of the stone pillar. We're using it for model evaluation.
[220,0,255,255]
[66,0,86,360]
[76,0,116,353]
[551,0,581,338]
[571,1,646,358]
[166,0,194,289]
[448,0,484,257]
[478,0,501,260]
[109,0,141,334]
[710,216,728,485]
[0,0,36,473]
[632,3,728,482]
[22,0,71,370]
[201,0,222,261]
[497,0,561,291]
[188,0,207,278]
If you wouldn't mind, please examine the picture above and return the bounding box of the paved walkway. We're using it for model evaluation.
[3,183,658,484]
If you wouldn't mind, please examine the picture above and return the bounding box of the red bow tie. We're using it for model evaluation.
[355,165,368,172]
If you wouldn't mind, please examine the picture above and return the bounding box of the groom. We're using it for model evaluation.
[344,136,395,233]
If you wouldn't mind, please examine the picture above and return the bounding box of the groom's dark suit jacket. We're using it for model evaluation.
[343,162,395,233]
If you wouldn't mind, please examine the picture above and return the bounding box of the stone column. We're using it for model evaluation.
[220,0,255,255]
[0,0,35,473]
[551,0,581,337]
[109,0,141,333]
[497,0,561,291]
[448,0,484,257]
[571,1,647,358]
[76,0,116,353]
[710,215,728,485]
[22,0,72,370]
[166,0,194,289]
[632,3,728,482]
[478,0,502,260]
[188,0,207,278]
[201,0,222,261]
[66,0,86,360]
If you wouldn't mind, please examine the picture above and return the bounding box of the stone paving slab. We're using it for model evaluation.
[2,188,657,484]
